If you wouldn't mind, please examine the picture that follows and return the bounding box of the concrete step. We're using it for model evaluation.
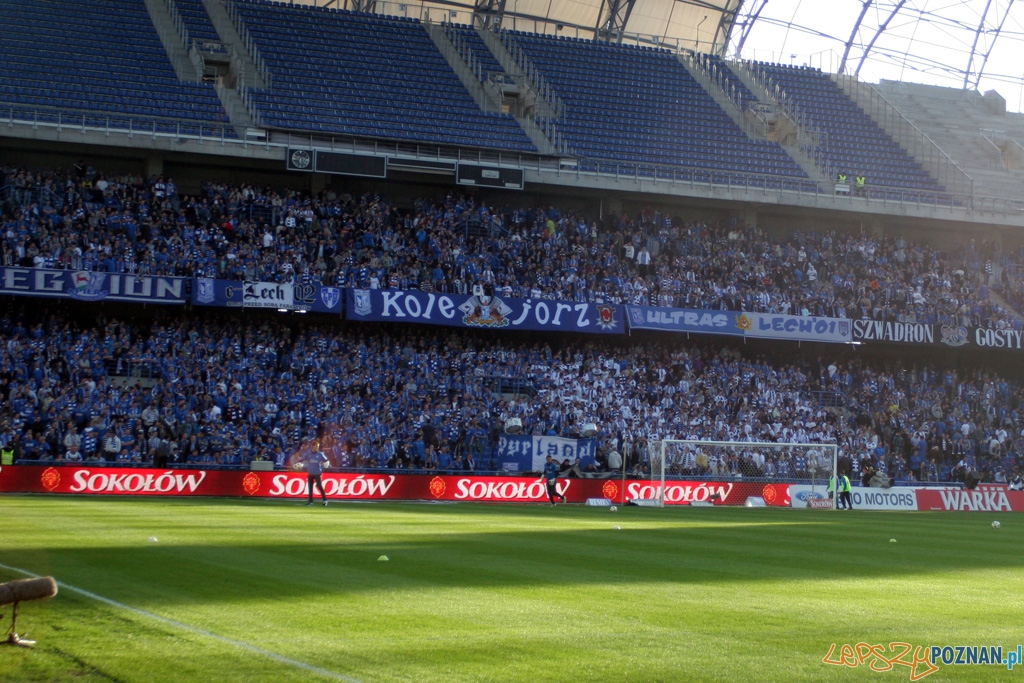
[203,0,267,90]
[145,0,201,82]
[215,81,257,138]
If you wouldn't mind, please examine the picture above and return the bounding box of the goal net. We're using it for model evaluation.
[645,440,839,508]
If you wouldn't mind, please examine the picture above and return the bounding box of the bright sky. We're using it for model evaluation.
[731,0,1024,112]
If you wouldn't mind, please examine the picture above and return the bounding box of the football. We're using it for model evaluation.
[992,520,1001,529]
[609,506,618,513]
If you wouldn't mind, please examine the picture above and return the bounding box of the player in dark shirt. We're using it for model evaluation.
[541,455,566,506]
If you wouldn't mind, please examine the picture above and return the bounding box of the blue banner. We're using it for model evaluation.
[494,435,597,472]
[739,312,852,343]
[288,282,344,314]
[346,288,623,334]
[0,268,187,304]
[192,279,343,314]
[193,278,243,307]
[625,305,743,336]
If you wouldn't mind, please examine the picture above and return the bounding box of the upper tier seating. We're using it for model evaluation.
[0,0,232,136]
[451,25,505,82]
[753,63,943,191]
[234,1,536,152]
[175,0,221,47]
[703,54,758,111]
[507,32,808,180]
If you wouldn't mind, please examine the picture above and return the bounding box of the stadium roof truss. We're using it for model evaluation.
[309,0,740,50]
[270,1,1024,102]
[728,0,1023,99]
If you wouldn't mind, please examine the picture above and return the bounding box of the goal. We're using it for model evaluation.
[645,439,839,508]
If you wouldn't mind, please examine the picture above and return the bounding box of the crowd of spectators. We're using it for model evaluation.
[1,302,1022,487]
[1,162,1020,329]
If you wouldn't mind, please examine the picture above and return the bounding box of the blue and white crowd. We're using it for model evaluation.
[1,163,1017,329]
[1,163,1023,486]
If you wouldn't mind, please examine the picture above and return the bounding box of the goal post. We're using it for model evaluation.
[646,439,839,508]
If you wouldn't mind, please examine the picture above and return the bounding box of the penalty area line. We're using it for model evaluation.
[0,561,364,683]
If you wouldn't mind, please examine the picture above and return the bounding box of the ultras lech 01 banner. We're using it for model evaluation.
[0,466,791,506]
[345,288,624,334]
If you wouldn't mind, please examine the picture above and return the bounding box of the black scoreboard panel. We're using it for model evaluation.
[456,163,524,190]
[314,151,387,178]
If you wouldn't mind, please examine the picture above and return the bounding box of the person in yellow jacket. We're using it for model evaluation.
[839,471,854,510]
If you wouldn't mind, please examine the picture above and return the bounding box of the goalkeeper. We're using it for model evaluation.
[301,442,330,506]
[541,455,566,505]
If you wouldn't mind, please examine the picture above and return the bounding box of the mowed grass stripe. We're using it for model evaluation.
[1,496,1021,682]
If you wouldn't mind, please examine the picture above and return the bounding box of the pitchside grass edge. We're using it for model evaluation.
[0,495,1019,683]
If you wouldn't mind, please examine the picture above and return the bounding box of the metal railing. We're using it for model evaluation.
[496,29,564,119]
[834,73,975,198]
[1,104,235,141]
[5,104,1024,221]
[223,0,273,89]
[737,60,835,180]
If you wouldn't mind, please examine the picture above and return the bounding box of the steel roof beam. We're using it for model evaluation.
[473,0,507,29]
[595,0,638,44]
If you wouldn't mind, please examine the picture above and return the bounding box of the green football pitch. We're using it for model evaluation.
[0,496,1020,683]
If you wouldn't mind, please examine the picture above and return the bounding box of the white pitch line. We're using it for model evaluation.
[0,561,365,683]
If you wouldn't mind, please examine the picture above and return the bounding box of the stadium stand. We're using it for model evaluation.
[232,1,536,151]
[751,62,943,192]
[0,162,1016,329]
[449,25,505,83]
[701,54,759,112]
[0,0,232,136]
[0,300,1020,487]
[174,0,223,48]
[504,32,809,181]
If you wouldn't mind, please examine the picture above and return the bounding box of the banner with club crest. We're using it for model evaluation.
[345,288,624,335]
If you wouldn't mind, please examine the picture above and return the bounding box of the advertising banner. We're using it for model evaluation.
[0,465,789,506]
[790,485,918,510]
[740,312,852,343]
[625,305,743,336]
[346,288,623,334]
[915,484,1024,512]
[493,435,597,472]
[0,268,187,304]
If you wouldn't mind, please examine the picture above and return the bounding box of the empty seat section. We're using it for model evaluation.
[703,55,758,111]
[507,32,807,178]
[175,0,221,47]
[234,1,536,152]
[0,0,232,136]
[752,62,943,191]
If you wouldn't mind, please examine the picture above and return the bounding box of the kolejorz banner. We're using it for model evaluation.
[192,278,342,313]
[346,288,624,334]
[0,268,187,304]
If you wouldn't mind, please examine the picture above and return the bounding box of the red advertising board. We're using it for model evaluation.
[915,484,1024,512]
[0,466,790,506]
